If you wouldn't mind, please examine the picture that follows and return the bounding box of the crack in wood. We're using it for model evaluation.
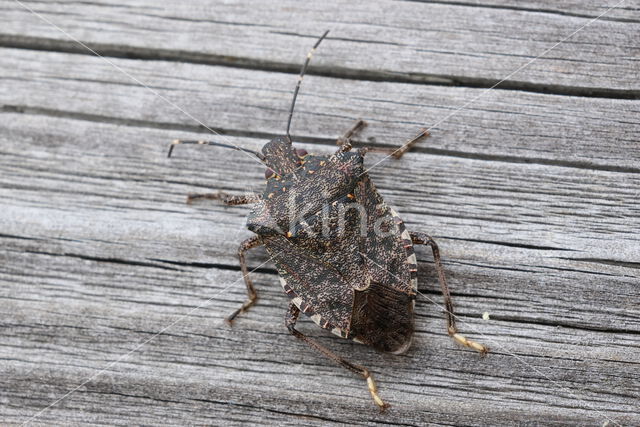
[558,257,640,270]
[0,34,637,100]
[402,1,640,24]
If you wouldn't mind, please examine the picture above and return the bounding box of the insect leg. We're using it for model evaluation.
[336,119,367,153]
[365,128,430,159]
[410,231,488,354]
[339,126,429,158]
[285,302,389,411]
[186,191,261,205]
[389,128,430,159]
[226,236,264,325]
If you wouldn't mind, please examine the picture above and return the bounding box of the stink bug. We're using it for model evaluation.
[168,30,487,411]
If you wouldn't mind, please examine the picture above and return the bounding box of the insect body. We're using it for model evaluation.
[169,31,487,411]
[251,144,417,354]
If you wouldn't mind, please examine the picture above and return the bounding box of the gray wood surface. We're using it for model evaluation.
[1,1,639,425]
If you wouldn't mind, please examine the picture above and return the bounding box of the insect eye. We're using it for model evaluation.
[295,148,308,158]
[265,168,276,179]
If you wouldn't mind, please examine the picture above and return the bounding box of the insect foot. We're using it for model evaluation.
[449,326,489,355]
[224,296,256,326]
[364,369,390,412]
[224,236,263,326]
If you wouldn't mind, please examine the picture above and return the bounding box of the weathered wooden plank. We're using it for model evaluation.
[1,47,639,173]
[1,112,638,425]
[2,3,639,422]
[1,0,638,94]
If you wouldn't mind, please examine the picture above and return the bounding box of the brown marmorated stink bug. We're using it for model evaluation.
[168,31,487,411]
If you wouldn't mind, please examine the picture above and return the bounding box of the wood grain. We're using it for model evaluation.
[1,2,639,426]
[1,0,639,95]
[1,48,639,171]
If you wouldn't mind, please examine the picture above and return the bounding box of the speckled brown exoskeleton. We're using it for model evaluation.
[168,31,487,411]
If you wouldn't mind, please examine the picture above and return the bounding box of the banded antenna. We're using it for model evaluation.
[285,30,330,141]
[167,31,330,162]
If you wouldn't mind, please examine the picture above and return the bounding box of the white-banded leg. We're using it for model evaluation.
[410,231,488,354]
[285,302,390,412]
